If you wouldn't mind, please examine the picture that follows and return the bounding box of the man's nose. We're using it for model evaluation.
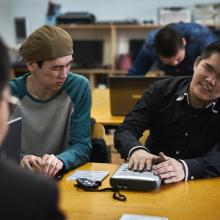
[207,76,216,86]
[170,60,179,66]
[60,68,67,78]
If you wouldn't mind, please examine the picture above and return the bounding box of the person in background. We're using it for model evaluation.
[0,38,65,220]
[128,22,217,76]
[9,25,91,177]
[115,41,220,184]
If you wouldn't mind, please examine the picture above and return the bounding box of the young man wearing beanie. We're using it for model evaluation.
[9,25,91,177]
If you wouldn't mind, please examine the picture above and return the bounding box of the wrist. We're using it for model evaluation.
[178,159,188,181]
[128,146,150,160]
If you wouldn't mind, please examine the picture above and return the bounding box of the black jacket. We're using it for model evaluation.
[115,76,220,180]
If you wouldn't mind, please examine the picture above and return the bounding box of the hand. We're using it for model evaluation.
[39,154,63,177]
[152,152,185,184]
[20,155,42,172]
[128,149,159,172]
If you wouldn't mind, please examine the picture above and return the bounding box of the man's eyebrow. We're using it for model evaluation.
[52,60,73,68]
[204,62,216,72]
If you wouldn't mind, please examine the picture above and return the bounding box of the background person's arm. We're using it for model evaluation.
[128,32,157,76]
[128,44,154,76]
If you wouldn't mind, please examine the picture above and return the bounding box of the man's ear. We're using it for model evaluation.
[193,56,201,71]
[182,38,186,47]
[26,61,37,72]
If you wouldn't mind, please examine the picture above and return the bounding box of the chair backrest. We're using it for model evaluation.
[91,123,109,163]
[139,130,150,146]
[91,123,105,139]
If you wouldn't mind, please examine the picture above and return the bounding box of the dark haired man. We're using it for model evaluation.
[0,38,65,219]
[9,25,91,177]
[128,22,217,76]
[115,41,220,183]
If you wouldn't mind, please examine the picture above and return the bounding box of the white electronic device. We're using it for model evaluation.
[110,163,161,191]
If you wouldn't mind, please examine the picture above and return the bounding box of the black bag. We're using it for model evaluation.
[90,118,109,163]
[91,138,109,163]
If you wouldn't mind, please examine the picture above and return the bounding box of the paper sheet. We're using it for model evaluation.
[66,170,109,181]
[120,214,168,220]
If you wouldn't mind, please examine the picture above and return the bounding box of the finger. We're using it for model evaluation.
[146,159,152,171]
[35,157,42,165]
[152,155,161,164]
[21,159,34,171]
[153,154,167,164]
[137,159,147,171]
[47,160,59,177]
[132,159,139,171]
[158,152,169,161]
[51,163,62,177]
[152,160,171,171]
[164,176,179,184]
[20,160,25,168]
[153,163,173,175]
[47,163,56,177]
[128,159,134,170]
[159,171,176,179]
[30,157,41,171]
[40,155,52,175]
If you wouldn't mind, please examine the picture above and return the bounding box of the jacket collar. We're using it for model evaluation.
[176,82,219,114]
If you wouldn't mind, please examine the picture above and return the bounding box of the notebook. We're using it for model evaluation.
[0,117,22,164]
[109,75,165,115]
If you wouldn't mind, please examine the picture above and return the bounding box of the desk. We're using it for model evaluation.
[59,163,220,220]
[91,89,124,126]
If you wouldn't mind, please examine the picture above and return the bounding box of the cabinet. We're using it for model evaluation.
[59,24,162,88]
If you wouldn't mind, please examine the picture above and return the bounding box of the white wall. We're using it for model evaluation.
[0,0,47,46]
[0,0,219,47]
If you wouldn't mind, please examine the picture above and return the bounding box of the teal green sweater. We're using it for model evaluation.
[9,72,91,171]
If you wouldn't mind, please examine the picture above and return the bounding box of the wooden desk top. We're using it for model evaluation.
[91,89,124,126]
[59,163,220,220]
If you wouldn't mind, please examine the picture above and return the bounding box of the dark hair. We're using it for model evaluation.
[200,40,220,60]
[36,60,44,68]
[153,27,184,57]
[0,38,10,95]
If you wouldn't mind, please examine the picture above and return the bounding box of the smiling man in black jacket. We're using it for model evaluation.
[115,41,220,184]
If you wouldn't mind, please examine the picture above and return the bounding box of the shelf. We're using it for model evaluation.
[59,23,162,29]
[73,68,127,89]
[59,24,113,29]
[114,24,162,29]
[61,23,155,80]
[12,67,127,75]
[13,24,162,89]
[73,68,112,74]
[73,68,127,75]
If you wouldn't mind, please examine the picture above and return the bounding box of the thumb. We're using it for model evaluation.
[159,152,169,161]
[152,154,161,164]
